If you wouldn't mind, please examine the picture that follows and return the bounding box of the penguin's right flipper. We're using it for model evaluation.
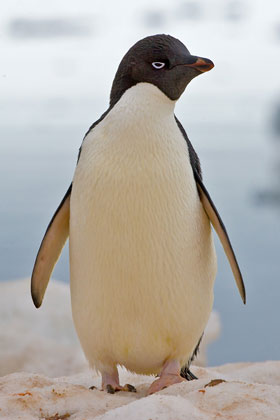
[31,185,72,308]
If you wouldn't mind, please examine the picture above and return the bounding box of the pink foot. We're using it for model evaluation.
[101,369,136,394]
[147,360,186,395]
[102,369,122,393]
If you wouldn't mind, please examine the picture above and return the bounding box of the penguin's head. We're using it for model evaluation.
[110,34,214,106]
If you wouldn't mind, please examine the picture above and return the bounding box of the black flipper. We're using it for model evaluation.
[31,185,72,308]
[175,116,246,304]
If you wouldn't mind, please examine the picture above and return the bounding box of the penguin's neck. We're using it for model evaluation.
[110,82,176,125]
[84,83,180,156]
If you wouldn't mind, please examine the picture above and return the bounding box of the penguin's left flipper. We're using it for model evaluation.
[31,185,72,308]
[194,172,246,304]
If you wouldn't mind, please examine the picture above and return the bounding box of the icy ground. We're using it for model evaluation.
[1,279,279,419]
[1,362,280,419]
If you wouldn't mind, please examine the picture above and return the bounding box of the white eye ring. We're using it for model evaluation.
[152,62,165,69]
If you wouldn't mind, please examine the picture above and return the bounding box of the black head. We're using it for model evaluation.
[110,34,214,106]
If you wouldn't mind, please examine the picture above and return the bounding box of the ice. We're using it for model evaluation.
[1,363,280,419]
[0,279,279,419]
[0,279,86,377]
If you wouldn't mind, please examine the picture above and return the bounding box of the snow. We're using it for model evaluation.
[0,279,86,377]
[1,279,279,419]
[1,362,280,419]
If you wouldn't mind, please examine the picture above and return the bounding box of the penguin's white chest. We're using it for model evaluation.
[69,83,217,375]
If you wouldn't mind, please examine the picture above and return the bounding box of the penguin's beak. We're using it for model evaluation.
[181,55,214,73]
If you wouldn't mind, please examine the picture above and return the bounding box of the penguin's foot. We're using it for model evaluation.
[101,370,137,394]
[147,360,186,395]
[102,370,122,393]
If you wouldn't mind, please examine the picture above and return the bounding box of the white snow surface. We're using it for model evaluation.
[0,279,86,377]
[1,362,280,419]
[1,279,279,418]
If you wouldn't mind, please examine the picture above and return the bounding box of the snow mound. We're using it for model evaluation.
[0,362,279,419]
[0,278,220,377]
[0,278,86,377]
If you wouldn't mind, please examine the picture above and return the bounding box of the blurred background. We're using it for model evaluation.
[0,0,280,367]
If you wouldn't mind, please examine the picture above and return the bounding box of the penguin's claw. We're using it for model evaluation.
[123,383,137,392]
[106,384,120,394]
[105,383,137,394]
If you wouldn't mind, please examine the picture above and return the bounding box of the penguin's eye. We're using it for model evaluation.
[152,62,166,70]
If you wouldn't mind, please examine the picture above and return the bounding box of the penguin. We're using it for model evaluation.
[31,34,246,395]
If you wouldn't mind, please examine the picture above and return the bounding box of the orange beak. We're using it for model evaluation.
[183,56,214,73]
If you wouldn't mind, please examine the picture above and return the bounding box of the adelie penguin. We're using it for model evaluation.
[31,34,246,395]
